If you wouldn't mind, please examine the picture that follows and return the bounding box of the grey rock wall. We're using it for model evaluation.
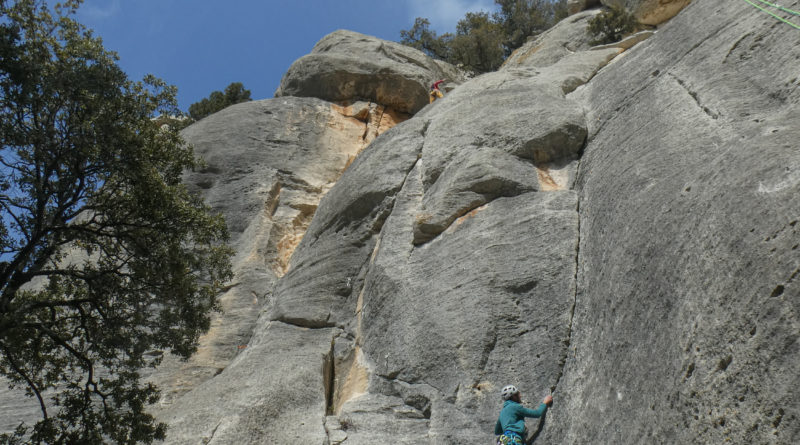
[6,0,796,442]
[504,10,602,69]
[159,322,338,444]
[155,19,623,444]
[545,0,800,443]
[162,2,799,440]
[256,2,798,440]
[144,95,410,413]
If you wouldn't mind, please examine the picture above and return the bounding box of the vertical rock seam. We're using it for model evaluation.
[528,147,584,445]
[551,191,580,396]
[318,123,427,430]
[325,338,336,415]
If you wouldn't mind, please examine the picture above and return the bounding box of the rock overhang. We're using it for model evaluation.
[275,29,466,115]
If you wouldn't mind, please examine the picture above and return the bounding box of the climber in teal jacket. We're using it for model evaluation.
[494,385,553,445]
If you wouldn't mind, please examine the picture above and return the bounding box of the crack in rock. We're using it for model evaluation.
[669,73,720,119]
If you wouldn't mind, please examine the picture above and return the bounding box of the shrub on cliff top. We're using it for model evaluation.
[188,82,252,121]
[587,5,639,45]
[400,0,569,74]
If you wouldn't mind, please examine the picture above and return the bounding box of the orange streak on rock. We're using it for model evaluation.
[537,166,562,191]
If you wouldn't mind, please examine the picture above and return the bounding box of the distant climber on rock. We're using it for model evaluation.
[429,79,445,103]
[494,385,553,445]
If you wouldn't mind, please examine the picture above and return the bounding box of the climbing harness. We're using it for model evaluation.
[497,431,524,445]
[743,0,800,30]
[429,88,443,103]
[429,79,446,103]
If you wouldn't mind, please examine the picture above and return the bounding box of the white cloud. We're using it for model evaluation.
[79,0,122,20]
[406,0,497,33]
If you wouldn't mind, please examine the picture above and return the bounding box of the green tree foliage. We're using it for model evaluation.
[493,0,569,56]
[587,5,639,45]
[187,82,251,121]
[551,0,570,25]
[400,0,569,74]
[0,1,233,443]
[399,17,452,61]
[449,12,505,73]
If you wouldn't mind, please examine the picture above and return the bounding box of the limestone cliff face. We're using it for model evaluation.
[144,83,427,410]
[3,2,794,443]
[155,2,799,444]
[142,97,407,407]
[551,0,800,442]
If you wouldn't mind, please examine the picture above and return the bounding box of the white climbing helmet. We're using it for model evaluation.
[501,385,519,400]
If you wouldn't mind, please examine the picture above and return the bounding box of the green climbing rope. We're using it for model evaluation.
[754,0,800,16]
[743,0,800,30]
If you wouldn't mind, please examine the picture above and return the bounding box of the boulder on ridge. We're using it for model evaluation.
[275,30,465,114]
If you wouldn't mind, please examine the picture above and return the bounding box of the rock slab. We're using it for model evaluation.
[545,0,800,443]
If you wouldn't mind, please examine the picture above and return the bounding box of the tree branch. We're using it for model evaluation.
[21,297,96,312]
[27,322,92,369]
[0,345,49,421]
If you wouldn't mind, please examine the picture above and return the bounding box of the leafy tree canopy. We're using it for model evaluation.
[399,17,453,61]
[0,0,233,443]
[400,0,569,73]
[187,82,251,121]
[450,12,505,74]
[587,4,639,45]
[493,0,569,56]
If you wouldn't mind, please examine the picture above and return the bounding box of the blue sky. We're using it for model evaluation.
[75,0,497,111]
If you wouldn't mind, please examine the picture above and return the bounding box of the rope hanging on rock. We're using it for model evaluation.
[743,0,800,29]
[754,0,800,16]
